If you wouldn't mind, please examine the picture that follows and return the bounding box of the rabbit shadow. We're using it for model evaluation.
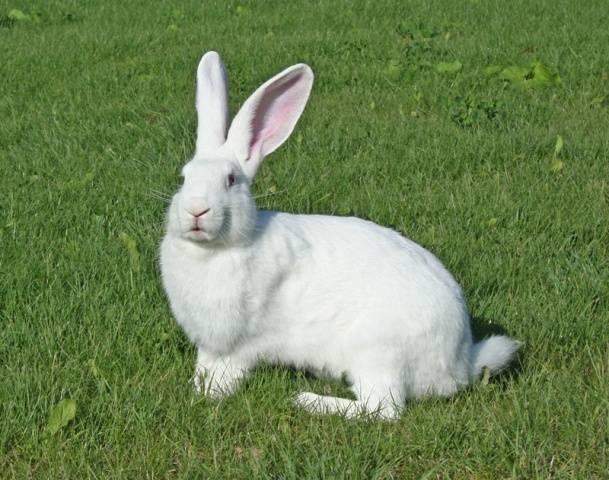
[242,363,356,400]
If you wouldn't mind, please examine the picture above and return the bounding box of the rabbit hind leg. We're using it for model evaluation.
[295,379,404,421]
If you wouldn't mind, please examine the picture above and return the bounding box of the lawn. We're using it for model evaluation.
[1,0,608,478]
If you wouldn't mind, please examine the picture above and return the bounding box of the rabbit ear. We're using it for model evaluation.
[226,63,313,178]
[195,51,229,153]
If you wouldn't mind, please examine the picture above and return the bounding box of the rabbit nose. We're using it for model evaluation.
[190,207,210,218]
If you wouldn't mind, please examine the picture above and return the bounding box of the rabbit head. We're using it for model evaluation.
[166,51,314,246]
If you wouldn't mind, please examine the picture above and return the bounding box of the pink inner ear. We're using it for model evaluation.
[248,72,308,159]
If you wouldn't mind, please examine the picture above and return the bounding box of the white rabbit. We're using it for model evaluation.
[160,51,519,420]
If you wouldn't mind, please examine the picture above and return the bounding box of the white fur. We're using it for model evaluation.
[159,51,519,420]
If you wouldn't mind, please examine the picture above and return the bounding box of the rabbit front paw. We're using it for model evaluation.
[191,356,246,399]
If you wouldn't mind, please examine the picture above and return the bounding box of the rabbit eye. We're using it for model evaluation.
[227,173,236,187]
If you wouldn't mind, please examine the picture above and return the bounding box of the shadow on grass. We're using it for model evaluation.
[245,363,355,398]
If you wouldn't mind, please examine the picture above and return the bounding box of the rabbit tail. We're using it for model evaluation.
[471,335,520,377]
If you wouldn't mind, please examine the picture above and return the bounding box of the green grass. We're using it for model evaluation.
[1,0,608,477]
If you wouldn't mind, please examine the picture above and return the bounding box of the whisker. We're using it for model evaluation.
[251,188,288,200]
[150,188,173,198]
[148,190,173,203]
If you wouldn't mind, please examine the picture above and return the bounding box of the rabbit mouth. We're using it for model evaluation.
[185,228,210,242]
